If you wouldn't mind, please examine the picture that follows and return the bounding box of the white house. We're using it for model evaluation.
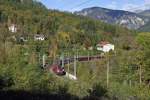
[34,34,45,41]
[8,24,17,33]
[96,41,114,53]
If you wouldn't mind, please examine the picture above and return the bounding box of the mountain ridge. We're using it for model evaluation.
[75,7,149,30]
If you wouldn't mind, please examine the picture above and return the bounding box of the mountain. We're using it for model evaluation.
[133,9,145,13]
[75,7,149,29]
[139,9,150,17]
[137,9,150,32]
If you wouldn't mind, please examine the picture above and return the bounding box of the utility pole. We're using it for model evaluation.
[42,54,46,68]
[106,54,110,88]
[74,55,77,77]
[67,53,70,73]
[139,64,142,85]
[88,51,89,61]
[61,53,64,68]
[38,53,41,65]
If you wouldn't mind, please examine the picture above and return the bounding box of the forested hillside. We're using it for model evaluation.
[0,0,150,100]
[138,9,150,32]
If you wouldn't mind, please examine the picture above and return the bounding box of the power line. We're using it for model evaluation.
[70,0,93,11]
[56,0,93,12]
[126,4,150,11]
[69,0,150,12]
[58,0,74,10]
[59,0,150,12]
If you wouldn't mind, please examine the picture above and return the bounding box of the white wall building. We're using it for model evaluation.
[97,41,114,53]
[34,34,45,41]
[8,24,17,33]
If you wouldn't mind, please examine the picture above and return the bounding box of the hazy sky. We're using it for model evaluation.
[41,0,150,12]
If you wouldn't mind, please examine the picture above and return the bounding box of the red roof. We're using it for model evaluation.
[97,41,110,46]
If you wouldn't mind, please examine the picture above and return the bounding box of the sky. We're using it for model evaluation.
[40,0,150,12]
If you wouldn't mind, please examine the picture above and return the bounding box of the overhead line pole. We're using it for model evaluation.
[74,55,77,77]
[106,54,110,88]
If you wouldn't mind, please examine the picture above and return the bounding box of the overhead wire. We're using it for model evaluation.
[56,0,93,12]
[70,0,93,11]
[70,0,150,12]
[125,3,150,12]
[55,0,150,12]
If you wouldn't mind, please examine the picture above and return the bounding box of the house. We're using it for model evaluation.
[96,41,114,52]
[8,24,17,33]
[34,34,45,41]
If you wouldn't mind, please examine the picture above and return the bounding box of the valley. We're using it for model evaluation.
[0,0,150,100]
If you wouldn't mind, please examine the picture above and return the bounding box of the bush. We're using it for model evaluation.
[88,83,108,98]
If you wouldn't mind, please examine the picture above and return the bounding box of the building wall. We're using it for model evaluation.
[9,25,17,33]
[97,44,114,52]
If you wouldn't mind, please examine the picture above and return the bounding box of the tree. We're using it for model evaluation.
[136,32,150,85]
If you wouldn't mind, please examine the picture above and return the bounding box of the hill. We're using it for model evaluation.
[139,9,150,17]
[0,0,135,49]
[0,0,150,100]
[137,9,150,32]
[138,21,150,32]
[75,7,149,29]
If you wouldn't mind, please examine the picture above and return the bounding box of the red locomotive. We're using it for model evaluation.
[50,64,66,76]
